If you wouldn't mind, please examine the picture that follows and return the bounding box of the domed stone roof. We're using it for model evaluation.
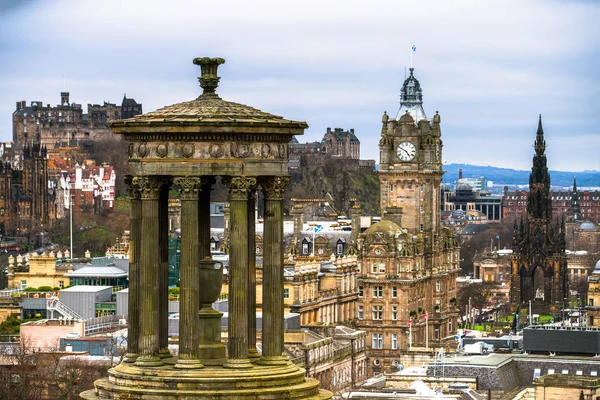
[593,259,600,275]
[455,182,473,192]
[110,57,308,134]
[398,111,415,124]
[579,221,597,231]
[364,219,403,239]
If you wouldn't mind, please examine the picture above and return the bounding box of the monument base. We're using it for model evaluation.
[81,361,332,399]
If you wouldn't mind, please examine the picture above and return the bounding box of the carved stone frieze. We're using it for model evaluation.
[127,141,288,161]
[181,143,195,158]
[138,142,148,158]
[156,143,168,158]
[209,143,224,158]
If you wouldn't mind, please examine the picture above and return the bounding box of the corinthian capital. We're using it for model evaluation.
[125,175,141,200]
[224,176,257,201]
[138,176,170,200]
[174,177,202,201]
[261,176,291,200]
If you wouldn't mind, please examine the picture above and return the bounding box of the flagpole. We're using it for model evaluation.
[409,318,412,351]
[410,44,413,69]
[70,196,73,259]
[425,311,428,351]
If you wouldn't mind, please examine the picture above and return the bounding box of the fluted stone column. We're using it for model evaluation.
[159,179,171,359]
[174,177,203,369]
[198,177,214,260]
[123,176,141,363]
[247,190,260,362]
[135,176,166,367]
[196,176,226,365]
[259,176,290,365]
[223,176,256,369]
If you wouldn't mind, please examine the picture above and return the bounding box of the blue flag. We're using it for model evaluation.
[411,44,416,52]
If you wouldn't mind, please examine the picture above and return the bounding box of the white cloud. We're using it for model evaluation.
[0,0,598,171]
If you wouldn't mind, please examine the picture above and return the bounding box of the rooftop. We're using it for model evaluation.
[60,285,113,293]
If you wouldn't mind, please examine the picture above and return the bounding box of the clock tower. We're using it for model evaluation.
[378,68,443,239]
[357,67,460,375]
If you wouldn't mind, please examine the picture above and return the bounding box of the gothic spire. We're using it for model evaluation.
[570,177,580,221]
[534,114,546,155]
[527,115,551,221]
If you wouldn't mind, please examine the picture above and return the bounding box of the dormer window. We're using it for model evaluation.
[209,236,220,251]
[336,238,346,256]
[301,237,312,255]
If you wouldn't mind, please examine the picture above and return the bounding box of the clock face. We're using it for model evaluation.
[397,141,416,161]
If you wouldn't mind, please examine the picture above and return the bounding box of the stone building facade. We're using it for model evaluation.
[0,143,55,235]
[12,92,142,151]
[357,68,460,376]
[502,182,600,225]
[321,128,360,159]
[587,261,600,327]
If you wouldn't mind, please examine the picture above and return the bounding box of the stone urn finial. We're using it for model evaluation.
[193,57,225,97]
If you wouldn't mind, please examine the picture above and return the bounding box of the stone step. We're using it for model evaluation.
[83,376,331,399]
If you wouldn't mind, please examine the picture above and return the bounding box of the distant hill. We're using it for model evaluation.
[443,163,599,188]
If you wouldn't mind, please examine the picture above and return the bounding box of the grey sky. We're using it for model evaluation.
[1,0,598,171]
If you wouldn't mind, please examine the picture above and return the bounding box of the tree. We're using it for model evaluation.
[457,282,495,319]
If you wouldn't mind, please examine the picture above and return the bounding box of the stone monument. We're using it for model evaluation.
[81,57,332,399]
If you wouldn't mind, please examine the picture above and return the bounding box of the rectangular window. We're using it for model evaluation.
[302,243,309,255]
[392,306,398,321]
[392,286,397,298]
[372,286,383,298]
[283,288,289,299]
[378,263,386,274]
[590,299,594,306]
[436,280,441,292]
[372,306,383,320]
[419,224,424,232]
[372,334,384,349]
[58,281,64,288]
[371,263,378,273]
[548,369,555,375]
[392,334,398,350]
[389,184,393,192]
[358,286,363,297]
[358,306,364,320]
[20,280,27,290]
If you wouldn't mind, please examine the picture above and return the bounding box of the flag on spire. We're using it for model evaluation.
[412,44,416,52]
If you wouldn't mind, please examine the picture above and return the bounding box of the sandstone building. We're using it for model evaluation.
[357,68,460,375]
